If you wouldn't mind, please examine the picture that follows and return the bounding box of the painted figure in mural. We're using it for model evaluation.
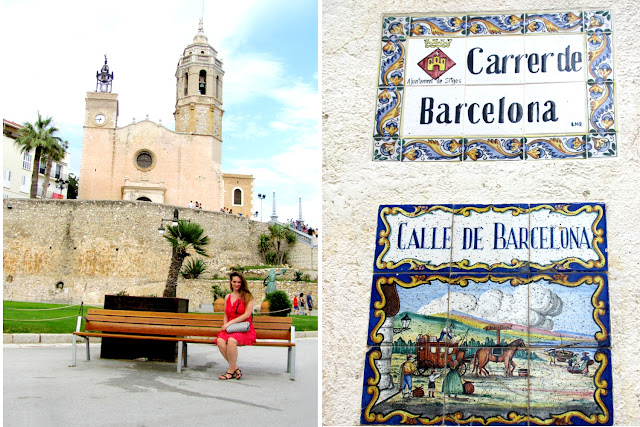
[568,352,593,375]
[263,268,286,295]
[427,370,441,398]
[545,348,558,365]
[580,352,591,376]
[400,354,416,398]
[436,323,455,342]
[442,356,464,397]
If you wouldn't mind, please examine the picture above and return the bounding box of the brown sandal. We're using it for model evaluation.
[233,368,242,380]
[219,372,234,380]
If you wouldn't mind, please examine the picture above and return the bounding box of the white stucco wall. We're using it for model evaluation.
[322,0,640,425]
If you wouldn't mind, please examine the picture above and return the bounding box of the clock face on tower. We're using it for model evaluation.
[94,113,106,126]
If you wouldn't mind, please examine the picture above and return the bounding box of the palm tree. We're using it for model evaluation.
[40,140,68,199]
[268,223,297,265]
[163,220,209,298]
[14,113,62,198]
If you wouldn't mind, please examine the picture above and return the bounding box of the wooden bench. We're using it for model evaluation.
[71,309,296,379]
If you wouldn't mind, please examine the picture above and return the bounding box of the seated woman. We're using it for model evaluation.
[216,272,256,380]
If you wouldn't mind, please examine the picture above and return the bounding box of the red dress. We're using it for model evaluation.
[216,295,256,346]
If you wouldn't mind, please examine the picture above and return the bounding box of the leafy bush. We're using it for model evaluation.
[293,270,303,281]
[181,258,208,279]
[265,251,278,265]
[211,284,230,300]
[263,290,292,317]
[302,274,311,281]
[258,234,272,259]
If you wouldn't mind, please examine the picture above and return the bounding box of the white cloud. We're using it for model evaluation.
[417,285,564,330]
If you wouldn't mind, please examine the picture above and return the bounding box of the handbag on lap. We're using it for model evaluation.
[226,321,250,333]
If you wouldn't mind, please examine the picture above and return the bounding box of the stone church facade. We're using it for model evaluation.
[78,21,254,216]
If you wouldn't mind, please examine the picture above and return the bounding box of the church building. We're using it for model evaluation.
[78,20,254,216]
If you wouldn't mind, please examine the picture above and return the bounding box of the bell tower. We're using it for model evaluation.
[174,18,224,138]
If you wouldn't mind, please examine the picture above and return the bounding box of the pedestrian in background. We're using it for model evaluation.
[306,291,313,314]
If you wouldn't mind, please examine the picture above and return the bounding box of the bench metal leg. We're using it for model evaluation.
[288,326,296,380]
[184,342,188,367]
[177,341,183,373]
[72,335,77,366]
[289,346,296,381]
[71,336,90,365]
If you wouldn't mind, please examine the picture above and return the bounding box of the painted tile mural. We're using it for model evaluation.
[373,10,616,162]
[362,204,612,425]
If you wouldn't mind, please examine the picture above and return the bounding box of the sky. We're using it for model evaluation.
[397,278,595,334]
[2,0,320,228]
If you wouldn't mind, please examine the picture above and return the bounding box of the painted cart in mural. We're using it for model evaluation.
[415,334,473,376]
[362,203,613,425]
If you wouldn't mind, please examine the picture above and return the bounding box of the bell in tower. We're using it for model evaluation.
[174,18,224,137]
[96,55,114,93]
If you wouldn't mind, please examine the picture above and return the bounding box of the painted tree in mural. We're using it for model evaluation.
[14,112,63,199]
[40,139,68,199]
[163,220,209,298]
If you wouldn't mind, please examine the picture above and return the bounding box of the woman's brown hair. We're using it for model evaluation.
[229,271,253,305]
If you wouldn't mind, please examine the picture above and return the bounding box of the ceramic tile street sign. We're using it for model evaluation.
[363,203,612,425]
[374,10,616,161]
[374,203,607,273]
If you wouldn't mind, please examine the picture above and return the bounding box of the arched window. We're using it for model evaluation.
[216,75,219,98]
[199,70,206,95]
[233,188,242,206]
[137,197,152,202]
[184,72,188,95]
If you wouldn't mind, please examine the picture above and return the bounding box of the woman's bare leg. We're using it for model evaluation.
[217,338,229,361]
[226,338,239,372]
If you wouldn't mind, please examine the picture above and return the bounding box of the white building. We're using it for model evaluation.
[3,119,71,200]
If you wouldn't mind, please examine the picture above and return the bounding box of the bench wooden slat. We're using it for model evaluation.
[87,314,222,327]
[85,309,293,324]
[84,321,219,337]
[86,309,223,320]
[74,332,296,347]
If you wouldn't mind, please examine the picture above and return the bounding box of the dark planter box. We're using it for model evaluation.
[101,295,189,362]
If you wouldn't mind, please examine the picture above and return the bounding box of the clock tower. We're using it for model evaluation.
[85,56,118,129]
[79,56,119,200]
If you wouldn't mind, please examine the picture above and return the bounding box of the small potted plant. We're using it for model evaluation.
[212,284,229,312]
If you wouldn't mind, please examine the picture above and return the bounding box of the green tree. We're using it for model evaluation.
[40,140,68,199]
[258,233,273,261]
[162,220,209,298]
[66,173,79,199]
[14,113,62,198]
[268,223,297,265]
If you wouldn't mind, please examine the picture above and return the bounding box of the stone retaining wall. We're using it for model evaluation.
[3,199,317,305]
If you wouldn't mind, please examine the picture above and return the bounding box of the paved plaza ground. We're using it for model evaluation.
[4,338,318,426]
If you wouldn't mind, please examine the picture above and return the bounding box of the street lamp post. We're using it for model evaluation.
[157,208,190,234]
[392,313,412,333]
[257,193,266,222]
[55,177,69,199]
